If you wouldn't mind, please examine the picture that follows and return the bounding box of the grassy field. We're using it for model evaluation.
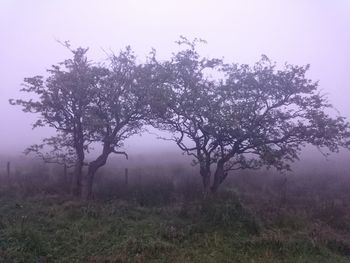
[1,165,350,262]
[0,195,349,262]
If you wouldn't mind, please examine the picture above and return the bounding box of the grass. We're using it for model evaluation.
[0,193,349,262]
[1,163,350,262]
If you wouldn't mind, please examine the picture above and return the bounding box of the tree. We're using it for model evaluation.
[208,56,350,192]
[11,44,153,199]
[152,39,350,195]
[11,42,153,199]
[150,37,223,196]
[10,45,107,197]
[82,47,151,199]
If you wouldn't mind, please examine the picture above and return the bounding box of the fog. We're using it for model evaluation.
[0,0,349,165]
[2,3,350,260]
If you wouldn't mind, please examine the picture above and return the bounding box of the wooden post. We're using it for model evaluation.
[63,164,68,190]
[282,175,287,205]
[124,168,129,186]
[7,161,10,177]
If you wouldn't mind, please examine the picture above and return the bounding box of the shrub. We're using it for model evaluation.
[200,190,260,234]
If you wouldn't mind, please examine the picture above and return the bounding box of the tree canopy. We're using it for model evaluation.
[11,44,151,198]
[150,38,350,194]
[10,39,350,198]
[10,46,103,195]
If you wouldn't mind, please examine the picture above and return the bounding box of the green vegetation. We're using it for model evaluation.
[10,39,350,198]
[1,169,350,262]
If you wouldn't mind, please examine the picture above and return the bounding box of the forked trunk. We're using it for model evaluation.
[211,160,228,194]
[83,152,109,200]
[200,165,211,198]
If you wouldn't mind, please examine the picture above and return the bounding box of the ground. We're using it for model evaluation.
[1,189,349,263]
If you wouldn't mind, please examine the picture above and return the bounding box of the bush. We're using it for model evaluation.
[131,176,175,207]
[200,190,260,234]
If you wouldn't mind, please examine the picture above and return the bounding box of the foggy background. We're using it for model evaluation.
[0,0,349,172]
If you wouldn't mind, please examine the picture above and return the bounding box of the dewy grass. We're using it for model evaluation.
[1,167,350,262]
[0,193,349,263]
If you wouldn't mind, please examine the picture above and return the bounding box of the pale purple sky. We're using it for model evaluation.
[0,0,349,157]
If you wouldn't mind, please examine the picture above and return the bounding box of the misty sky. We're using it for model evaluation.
[1,0,350,158]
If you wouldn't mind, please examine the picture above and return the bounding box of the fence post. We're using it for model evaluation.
[125,168,128,187]
[7,161,10,177]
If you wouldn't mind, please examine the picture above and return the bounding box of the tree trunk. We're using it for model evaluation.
[83,151,109,200]
[72,160,83,197]
[211,160,228,194]
[72,130,85,197]
[84,167,96,200]
[72,144,84,197]
[200,165,211,198]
